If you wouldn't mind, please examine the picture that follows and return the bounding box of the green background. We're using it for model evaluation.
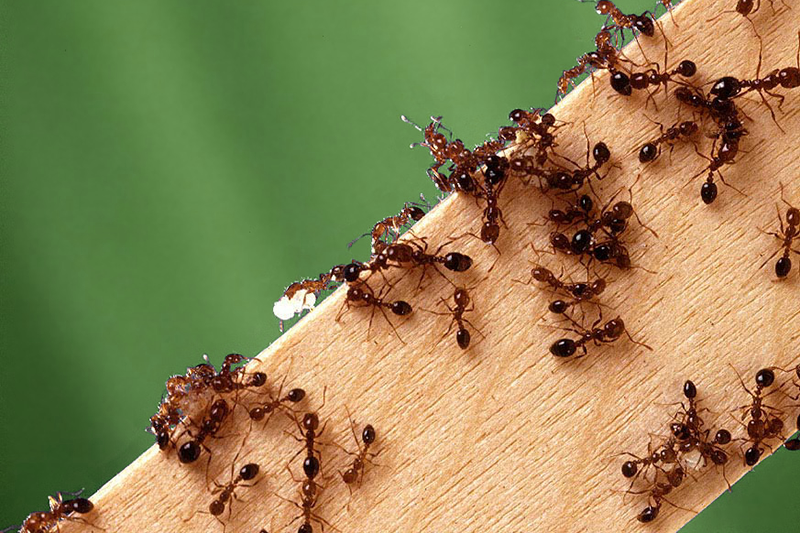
[1,0,797,530]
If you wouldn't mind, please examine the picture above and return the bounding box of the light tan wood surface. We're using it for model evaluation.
[62,0,800,531]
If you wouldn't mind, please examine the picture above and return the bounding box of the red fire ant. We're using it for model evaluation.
[11,491,98,533]
[759,183,799,278]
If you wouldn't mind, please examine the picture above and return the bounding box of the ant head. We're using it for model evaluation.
[209,500,225,516]
[786,207,799,226]
[302,413,319,432]
[480,222,500,244]
[595,1,614,16]
[453,288,471,308]
[532,266,554,283]
[604,318,625,339]
[590,278,607,294]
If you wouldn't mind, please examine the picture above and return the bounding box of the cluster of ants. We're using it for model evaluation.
[5,354,380,533]
[147,354,379,533]
[7,0,800,532]
[622,365,800,523]
[273,197,482,349]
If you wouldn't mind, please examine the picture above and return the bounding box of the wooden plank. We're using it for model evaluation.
[60,0,800,531]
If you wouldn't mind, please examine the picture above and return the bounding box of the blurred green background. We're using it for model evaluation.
[1,0,797,530]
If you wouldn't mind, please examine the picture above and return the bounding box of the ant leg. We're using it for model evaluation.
[623,326,653,351]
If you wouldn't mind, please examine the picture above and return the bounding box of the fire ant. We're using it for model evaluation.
[248,376,306,425]
[639,120,698,163]
[275,265,348,328]
[708,32,800,129]
[367,201,428,247]
[556,29,630,99]
[477,156,509,245]
[616,60,697,101]
[732,367,785,466]
[336,281,412,342]
[275,476,332,533]
[759,182,799,278]
[541,194,595,227]
[177,398,230,464]
[338,408,380,491]
[688,141,745,205]
[591,0,657,42]
[384,237,473,285]
[185,458,261,531]
[428,285,483,350]
[280,401,333,533]
[549,316,651,358]
[11,491,98,533]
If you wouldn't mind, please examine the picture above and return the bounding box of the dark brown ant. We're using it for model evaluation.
[518,263,608,320]
[386,237,473,278]
[336,281,412,342]
[759,183,799,278]
[547,231,633,269]
[275,476,332,533]
[281,397,334,533]
[549,316,651,358]
[367,201,428,247]
[638,120,698,163]
[617,60,697,101]
[477,155,509,245]
[185,459,260,531]
[732,367,785,466]
[12,491,98,533]
[509,109,567,168]
[177,398,230,464]
[276,265,348,329]
[520,264,607,302]
[338,408,380,491]
[541,194,595,227]
[428,286,484,350]
[620,436,682,490]
[688,141,745,205]
[592,0,657,41]
[707,33,800,129]
[248,375,306,424]
[556,29,631,99]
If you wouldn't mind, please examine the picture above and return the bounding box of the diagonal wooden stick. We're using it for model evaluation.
[60,0,800,531]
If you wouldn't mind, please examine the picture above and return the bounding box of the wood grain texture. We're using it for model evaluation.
[60,0,800,531]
